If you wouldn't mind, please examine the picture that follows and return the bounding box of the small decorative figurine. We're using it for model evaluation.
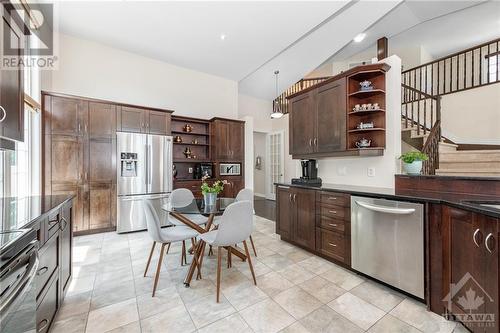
[359,80,373,91]
[183,124,193,132]
[192,138,199,144]
[174,135,182,143]
[355,138,372,148]
[183,147,192,158]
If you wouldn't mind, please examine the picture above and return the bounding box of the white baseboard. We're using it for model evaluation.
[254,193,266,198]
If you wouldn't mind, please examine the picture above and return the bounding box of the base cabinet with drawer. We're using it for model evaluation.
[34,198,74,333]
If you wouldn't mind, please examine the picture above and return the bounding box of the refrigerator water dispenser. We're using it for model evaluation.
[120,152,138,177]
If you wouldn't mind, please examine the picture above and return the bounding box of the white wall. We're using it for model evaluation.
[273,56,402,188]
[238,94,273,133]
[253,132,267,196]
[441,84,500,144]
[43,33,238,119]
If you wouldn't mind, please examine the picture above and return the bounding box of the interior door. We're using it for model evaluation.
[265,131,284,201]
[88,102,116,139]
[289,91,315,156]
[316,78,346,153]
[292,188,316,249]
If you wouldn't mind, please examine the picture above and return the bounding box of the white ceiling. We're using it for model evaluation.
[56,1,348,81]
[324,1,497,64]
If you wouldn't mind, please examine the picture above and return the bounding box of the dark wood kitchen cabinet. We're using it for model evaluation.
[45,96,88,137]
[220,178,244,199]
[211,118,245,161]
[276,186,315,249]
[117,106,172,135]
[88,102,116,138]
[441,206,499,332]
[87,183,115,230]
[0,3,25,145]
[289,91,315,156]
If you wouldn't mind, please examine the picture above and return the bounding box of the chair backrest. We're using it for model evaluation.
[170,188,195,207]
[214,201,253,246]
[236,188,254,213]
[142,199,163,243]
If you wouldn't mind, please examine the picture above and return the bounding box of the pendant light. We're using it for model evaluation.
[271,70,284,119]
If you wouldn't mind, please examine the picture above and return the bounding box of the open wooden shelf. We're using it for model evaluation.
[173,159,211,163]
[348,89,385,97]
[348,108,385,115]
[173,142,210,146]
[348,128,385,133]
[171,130,210,136]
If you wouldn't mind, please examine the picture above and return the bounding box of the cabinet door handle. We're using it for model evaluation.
[85,172,88,181]
[314,138,317,146]
[84,124,87,133]
[37,266,49,276]
[328,243,337,247]
[293,194,296,202]
[289,193,292,203]
[329,210,337,214]
[473,228,481,248]
[0,106,6,122]
[78,123,81,133]
[38,319,49,332]
[328,197,337,200]
[328,223,338,227]
[48,219,59,227]
[309,139,312,147]
[485,233,494,253]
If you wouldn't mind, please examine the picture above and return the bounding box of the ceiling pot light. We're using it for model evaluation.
[271,70,284,119]
[353,33,366,43]
[220,34,226,40]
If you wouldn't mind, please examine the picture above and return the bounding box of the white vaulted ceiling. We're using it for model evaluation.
[57,1,349,81]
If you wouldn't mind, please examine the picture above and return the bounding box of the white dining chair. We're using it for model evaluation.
[198,200,256,302]
[142,200,199,297]
[167,188,208,264]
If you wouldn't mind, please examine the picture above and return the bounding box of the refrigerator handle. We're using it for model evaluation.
[148,144,153,186]
[145,143,149,187]
[166,137,173,192]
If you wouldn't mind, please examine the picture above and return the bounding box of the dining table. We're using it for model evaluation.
[162,197,247,287]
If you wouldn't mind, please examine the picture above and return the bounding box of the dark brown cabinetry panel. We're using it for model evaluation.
[212,118,245,161]
[88,139,114,183]
[229,121,244,160]
[87,183,115,230]
[51,185,85,232]
[117,106,146,133]
[60,202,72,297]
[293,188,316,249]
[148,110,171,135]
[221,178,243,198]
[316,78,346,153]
[88,102,116,138]
[316,228,346,262]
[276,186,292,240]
[289,91,315,156]
[36,276,59,333]
[48,96,88,136]
[0,5,24,143]
[35,232,59,298]
[51,136,83,184]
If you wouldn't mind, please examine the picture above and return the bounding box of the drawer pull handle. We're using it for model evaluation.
[328,223,338,227]
[38,319,49,331]
[328,243,337,247]
[328,197,337,200]
[48,219,59,227]
[473,228,481,248]
[485,233,494,253]
[329,210,337,214]
[37,266,49,276]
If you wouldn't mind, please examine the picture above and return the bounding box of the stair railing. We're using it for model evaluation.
[401,84,441,136]
[402,38,500,97]
[273,76,331,114]
[422,120,441,175]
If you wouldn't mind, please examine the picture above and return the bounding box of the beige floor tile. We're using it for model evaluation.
[136,285,184,319]
[51,313,87,333]
[298,275,346,304]
[368,314,421,333]
[67,275,96,297]
[105,321,142,333]
[259,253,295,271]
[177,278,216,304]
[252,246,277,258]
[299,305,364,333]
[350,280,405,312]
[134,273,173,296]
[328,292,386,330]
[198,313,252,333]
[257,271,295,297]
[235,258,273,278]
[90,279,136,310]
[390,299,457,333]
[239,299,295,333]
[296,256,335,275]
[273,286,323,319]
[185,293,236,328]
[277,264,316,285]
[86,298,139,333]
[140,304,196,333]
[279,321,310,333]
[223,283,269,311]
[320,265,364,290]
[282,248,313,263]
[55,291,91,321]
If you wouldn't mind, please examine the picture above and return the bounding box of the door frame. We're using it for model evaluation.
[265,130,285,201]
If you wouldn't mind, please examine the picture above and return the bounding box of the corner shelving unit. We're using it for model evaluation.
[171,116,211,180]
[347,68,387,155]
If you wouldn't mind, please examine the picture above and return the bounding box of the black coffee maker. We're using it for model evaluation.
[292,159,322,185]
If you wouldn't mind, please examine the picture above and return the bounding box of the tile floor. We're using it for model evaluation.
[53,216,467,333]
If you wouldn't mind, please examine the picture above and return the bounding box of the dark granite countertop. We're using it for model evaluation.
[0,194,74,232]
[275,182,500,219]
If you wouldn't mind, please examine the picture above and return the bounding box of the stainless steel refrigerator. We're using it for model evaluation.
[116,132,173,233]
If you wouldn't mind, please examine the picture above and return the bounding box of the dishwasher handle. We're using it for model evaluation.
[355,200,416,215]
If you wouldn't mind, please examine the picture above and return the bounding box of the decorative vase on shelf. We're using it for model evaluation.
[403,161,423,175]
[203,192,217,206]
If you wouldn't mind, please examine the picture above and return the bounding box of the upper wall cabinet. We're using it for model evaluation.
[88,102,116,139]
[287,64,389,159]
[0,3,25,145]
[117,106,172,135]
[211,118,244,161]
[45,96,88,137]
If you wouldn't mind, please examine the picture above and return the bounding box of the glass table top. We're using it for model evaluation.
[162,197,235,215]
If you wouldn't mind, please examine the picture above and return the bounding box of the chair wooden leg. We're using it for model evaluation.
[249,235,257,257]
[243,240,257,285]
[144,241,156,277]
[216,246,222,303]
[197,241,207,280]
[181,240,187,266]
[208,245,213,256]
[227,248,232,268]
[166,242,171,254]
[152,243,166,297]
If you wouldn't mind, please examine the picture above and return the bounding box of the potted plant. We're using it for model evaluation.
[200,177,226,206]
[399,151,429,175]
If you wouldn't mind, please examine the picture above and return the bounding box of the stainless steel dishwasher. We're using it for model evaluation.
[351,196,424,298]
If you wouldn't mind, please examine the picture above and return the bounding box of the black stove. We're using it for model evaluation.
[0,229,37,269]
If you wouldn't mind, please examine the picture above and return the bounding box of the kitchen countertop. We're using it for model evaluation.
[275,182,500,219]
[0,194,74,232]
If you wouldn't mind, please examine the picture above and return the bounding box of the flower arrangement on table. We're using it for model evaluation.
[200,177,228,205]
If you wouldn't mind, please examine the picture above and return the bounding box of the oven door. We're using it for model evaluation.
[0,242,39,333]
